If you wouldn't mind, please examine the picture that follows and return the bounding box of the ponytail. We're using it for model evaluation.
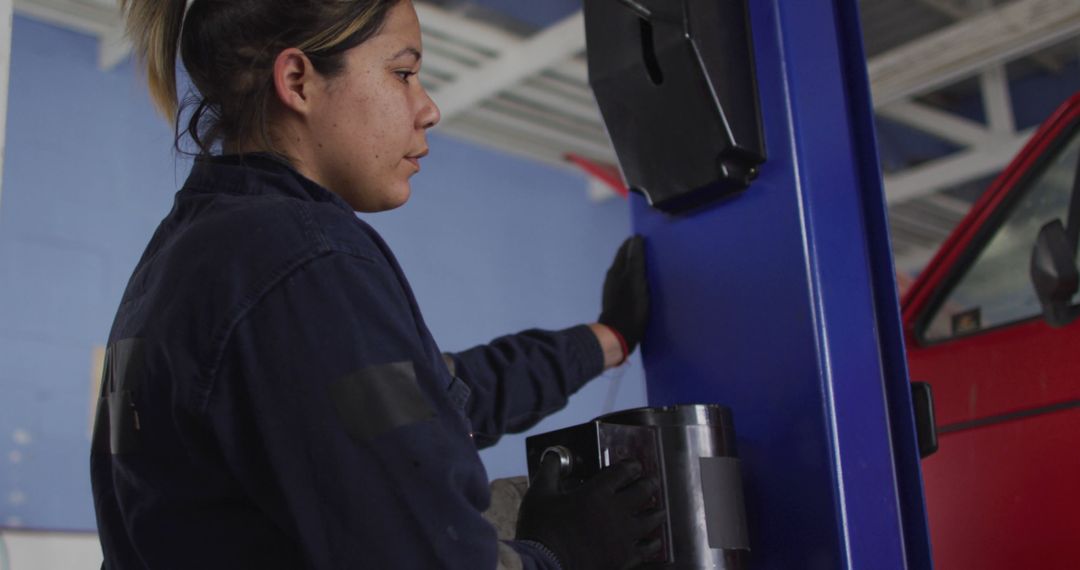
[120,0,187,120]
[119,0,398,156]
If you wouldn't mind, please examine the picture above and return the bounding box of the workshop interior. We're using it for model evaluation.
[2,0,1080,568]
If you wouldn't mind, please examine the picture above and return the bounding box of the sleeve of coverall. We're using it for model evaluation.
[205,252,559,570]
[449,325,605,448]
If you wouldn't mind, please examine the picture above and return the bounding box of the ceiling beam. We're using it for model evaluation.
[979,65,1015,135]
[15,0,129,70]
[921,192,975,217]
[877,101,990,148]
[913,0,968,20]
[13,0,1078,121]
[507,83,602,125]
[468,104,614,159]
[869,0,1080,107]
[13,0,117,36]
[425,0,1080,121]
[98,24,129,70]
[430,10,585,121]
[9,0,1074,219]
[414,3,520,55]
[916,0,1066,73]
[893,245,939,274]
[883,127,1035,203]
[441,117,577,171]
[417,0,1069,208]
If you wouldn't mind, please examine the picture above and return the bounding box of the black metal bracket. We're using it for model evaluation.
[584,0,767,213]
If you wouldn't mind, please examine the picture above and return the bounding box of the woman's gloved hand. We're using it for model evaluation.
[598,236,649,360]
[516,452,665,570]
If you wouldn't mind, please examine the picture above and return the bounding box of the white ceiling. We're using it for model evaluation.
[10,0,1080,272]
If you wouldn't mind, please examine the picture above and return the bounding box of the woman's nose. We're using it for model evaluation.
[418,89,441,130]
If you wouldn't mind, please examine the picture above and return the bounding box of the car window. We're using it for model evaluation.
[922,128,1080,342]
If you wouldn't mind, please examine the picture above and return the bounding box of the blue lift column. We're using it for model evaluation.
[628,1,934,568]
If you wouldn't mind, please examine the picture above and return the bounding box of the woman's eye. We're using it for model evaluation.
[396,70,416,82]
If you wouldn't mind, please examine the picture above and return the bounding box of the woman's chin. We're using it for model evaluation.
[353,184,411,213]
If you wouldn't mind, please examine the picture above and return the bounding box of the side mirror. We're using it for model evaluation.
[1030,219,1080,327]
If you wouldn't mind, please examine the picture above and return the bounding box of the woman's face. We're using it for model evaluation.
[306,0,440,212]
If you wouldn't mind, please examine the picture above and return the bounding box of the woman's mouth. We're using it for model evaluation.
[405,149,428,171]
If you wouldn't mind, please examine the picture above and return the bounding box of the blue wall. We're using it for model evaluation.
[0,15,643,531]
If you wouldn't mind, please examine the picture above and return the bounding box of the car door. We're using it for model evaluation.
[902,95,1080,570]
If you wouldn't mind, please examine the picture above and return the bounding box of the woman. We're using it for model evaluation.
[92,0,660,568]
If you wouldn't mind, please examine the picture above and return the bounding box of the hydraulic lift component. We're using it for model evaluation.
[584,0,766,213]
[527,404,748,569]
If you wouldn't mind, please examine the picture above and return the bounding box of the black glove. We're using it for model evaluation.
[599,236,649,356]
[516,453,665,570]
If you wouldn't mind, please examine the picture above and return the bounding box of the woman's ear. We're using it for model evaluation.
[273,48,318,115]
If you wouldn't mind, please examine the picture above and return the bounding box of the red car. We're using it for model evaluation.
[902,92,1080,569]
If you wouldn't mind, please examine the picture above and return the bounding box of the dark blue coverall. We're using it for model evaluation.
[90,154,604,569]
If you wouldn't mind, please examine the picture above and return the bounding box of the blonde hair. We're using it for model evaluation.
[119,0,187,119]
[120,0,399,155]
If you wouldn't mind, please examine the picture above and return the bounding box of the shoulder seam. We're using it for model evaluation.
[193,248,377,414]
